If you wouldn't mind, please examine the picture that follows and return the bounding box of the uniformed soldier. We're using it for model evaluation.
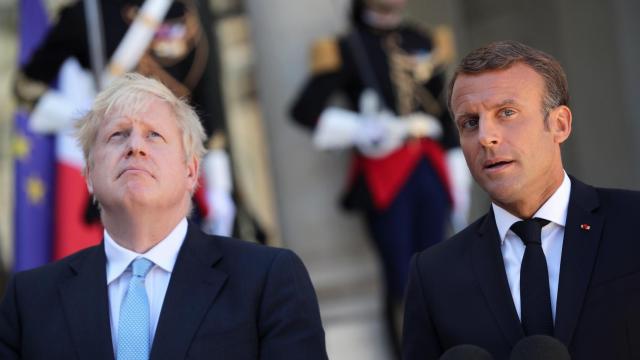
[290,0,471,355]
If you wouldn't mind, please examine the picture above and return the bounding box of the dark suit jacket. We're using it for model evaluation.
[403,177,640,360]
[0,223,328,359]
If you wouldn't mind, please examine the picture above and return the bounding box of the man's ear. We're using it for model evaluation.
[550,105,572,144]
[84,167,94,193]
[186,156,199,192]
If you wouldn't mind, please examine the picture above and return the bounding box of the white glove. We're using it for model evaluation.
[312,89,399,155]
[446,148,472,232]
[30,91,79,133]
[313,106,402,157]
[355,111,444,158]
[353,89,398,157]
[354,110,404,158]
[30,58,95,134]
[201,149,236,236]
[312,89,444,158]
[312,107,363,150]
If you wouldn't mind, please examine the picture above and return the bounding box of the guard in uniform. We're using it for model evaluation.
[290,0,470,354]
[15,0,236,241]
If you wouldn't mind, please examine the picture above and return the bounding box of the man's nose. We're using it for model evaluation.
[126,132,147,157]
[478,117,500,147]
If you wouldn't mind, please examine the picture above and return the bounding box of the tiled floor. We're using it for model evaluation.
[323,293,394,360]
[310,256,395,359]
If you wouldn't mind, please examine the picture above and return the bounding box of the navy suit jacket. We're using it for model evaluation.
[0,223,328,359]
[403,177,640,360]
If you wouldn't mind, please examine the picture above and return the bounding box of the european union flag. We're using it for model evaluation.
[13,0,55,271]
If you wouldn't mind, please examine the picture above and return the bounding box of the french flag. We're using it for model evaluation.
[50,60,103,260]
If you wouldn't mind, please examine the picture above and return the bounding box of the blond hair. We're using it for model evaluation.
[76,73,206,172]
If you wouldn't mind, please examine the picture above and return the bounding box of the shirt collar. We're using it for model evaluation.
[492,172,571,244]
[105,218,188,284]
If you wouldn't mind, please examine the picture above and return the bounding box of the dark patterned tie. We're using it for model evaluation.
[511,218,553,336]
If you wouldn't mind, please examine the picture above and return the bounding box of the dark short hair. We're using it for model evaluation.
[447,40,569,117]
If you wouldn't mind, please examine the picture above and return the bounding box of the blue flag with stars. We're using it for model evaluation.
[13,0,55,271]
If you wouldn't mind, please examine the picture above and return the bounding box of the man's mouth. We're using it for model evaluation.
[484,159,514,170]
[118,167,152,178]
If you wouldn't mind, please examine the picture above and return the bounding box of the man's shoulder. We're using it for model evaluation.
[594,186,640,208]
[415,214,486,268]
[589,186,640,229]
[11,244,102,285]
[201,233,304,275]
[214,235,292,261]
[571,177,640,218]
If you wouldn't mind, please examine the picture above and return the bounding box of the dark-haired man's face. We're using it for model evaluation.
[450,63,571,218]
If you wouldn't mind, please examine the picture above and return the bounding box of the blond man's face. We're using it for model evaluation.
[86,97,198,215]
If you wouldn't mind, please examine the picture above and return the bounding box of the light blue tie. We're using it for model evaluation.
[117,257,154,360]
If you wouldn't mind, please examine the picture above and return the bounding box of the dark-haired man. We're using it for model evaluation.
[403,40,640,359]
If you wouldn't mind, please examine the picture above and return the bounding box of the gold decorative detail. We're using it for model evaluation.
[385,33,421,115]
[384,31,446,116]
[310,38,341,75]
[14,72,48,109]
[26,176,46,204]
[150,2,201,65]
[13,134,31,160]
[137,54,191,98]
[139,12,161,28]
[129,0,204,95]
[413,56,435,83]
[432,25,456,65]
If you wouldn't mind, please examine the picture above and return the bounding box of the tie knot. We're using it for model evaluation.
[511,218,549,245]
[131,257,154,278]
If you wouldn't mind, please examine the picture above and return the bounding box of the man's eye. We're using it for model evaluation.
[460,118,479,130]
[149,131,164,140]
[109,131,123,139]
[501,108,515,117]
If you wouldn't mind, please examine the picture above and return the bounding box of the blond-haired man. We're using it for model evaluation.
[0,73,327,360]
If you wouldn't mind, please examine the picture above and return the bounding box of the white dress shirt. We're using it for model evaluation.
[104,218,188,354]
[492,172,571,321]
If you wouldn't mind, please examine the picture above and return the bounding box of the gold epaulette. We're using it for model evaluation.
[13,71,48,110]
[411,23,456,67]
[432,25,456,66]
[309,37,342,75]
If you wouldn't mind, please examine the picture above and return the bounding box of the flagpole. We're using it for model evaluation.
[83,0,106,90]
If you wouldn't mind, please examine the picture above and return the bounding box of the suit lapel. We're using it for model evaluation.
[472,210,525,347]
[554,177,603,346]
[150,223,228,360]
[59,244,115,360]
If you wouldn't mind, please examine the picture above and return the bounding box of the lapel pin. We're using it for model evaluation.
[580,224,591,231]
